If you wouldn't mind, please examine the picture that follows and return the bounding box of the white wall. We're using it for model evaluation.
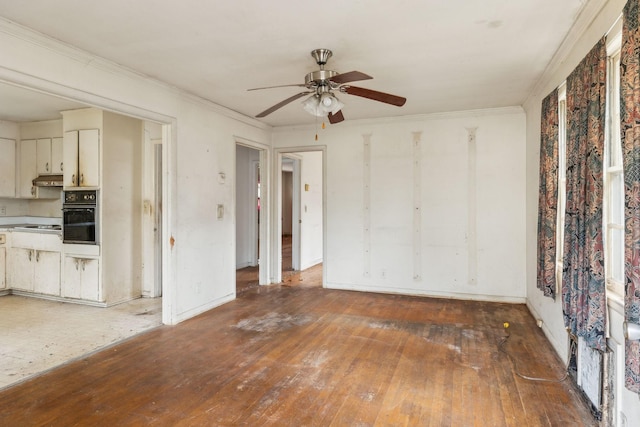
[523,0,640,423]
[299,151,323,270]
[235,144,259,269]
[101,110,144,303]
[273,108,526,301]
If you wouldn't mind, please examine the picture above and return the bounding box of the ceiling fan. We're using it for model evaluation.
[249,49,406,124]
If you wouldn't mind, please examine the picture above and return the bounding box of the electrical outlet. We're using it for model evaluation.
[0,206,6,216]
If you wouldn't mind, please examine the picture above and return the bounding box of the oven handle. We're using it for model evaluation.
[62,207,96,212]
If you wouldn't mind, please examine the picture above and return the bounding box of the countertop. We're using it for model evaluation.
[0,224,62,235]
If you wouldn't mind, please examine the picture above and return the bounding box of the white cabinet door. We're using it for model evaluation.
[80,257,100,301]
[64,129,99,187]
[36,138,52,175]
[63,131,79,187]
[51,137,64,174]
[19,139,37,198]
[33,250,61,296]
[0,247,5,290]
[62,256,82,299]
[7,248,34,291]
[79,129,99,187]
[63,256,99,301]
[0,138,16,197]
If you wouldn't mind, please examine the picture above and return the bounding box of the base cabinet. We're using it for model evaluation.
[8,248,60,295]
[63,256,100,301]
[0,247,5,290]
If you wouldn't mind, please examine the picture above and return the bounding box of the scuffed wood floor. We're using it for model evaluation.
[0,265,596,426]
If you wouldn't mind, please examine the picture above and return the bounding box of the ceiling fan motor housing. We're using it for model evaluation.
[305,70,338,89]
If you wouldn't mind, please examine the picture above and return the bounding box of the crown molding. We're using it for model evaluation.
[0,17,269,131]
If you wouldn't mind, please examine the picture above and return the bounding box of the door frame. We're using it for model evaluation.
[273,146,326,285]
[235,137,271,286]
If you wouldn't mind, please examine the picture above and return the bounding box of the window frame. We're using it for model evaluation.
[556,84,567,296]
[604,31,624,297]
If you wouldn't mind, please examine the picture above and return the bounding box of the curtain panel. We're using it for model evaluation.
[562,38,607,352]
[621,0,640,394]
[537,89,560,299]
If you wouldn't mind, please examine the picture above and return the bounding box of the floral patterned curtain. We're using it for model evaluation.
[537,89,560,299]
[621,0,640,394]
[562,38,607,352]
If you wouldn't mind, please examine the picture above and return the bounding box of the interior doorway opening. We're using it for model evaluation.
[276,149,325,287]
[235,141,268,294]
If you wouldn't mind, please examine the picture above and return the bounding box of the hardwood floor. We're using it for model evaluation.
[0,271,595,426]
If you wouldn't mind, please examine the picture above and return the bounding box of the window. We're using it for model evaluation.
[556,85,567,296]
[604,37,624,297]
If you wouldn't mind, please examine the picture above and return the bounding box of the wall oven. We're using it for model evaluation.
[63,190,98,244]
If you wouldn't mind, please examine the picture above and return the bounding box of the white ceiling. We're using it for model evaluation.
[0,0,588,126]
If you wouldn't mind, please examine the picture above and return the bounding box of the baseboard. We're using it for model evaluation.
[324,282,526,304]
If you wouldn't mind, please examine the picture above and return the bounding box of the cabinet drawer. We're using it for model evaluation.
[11,232,62,252]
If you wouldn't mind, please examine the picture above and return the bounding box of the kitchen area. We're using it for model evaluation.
[0,96,163,389]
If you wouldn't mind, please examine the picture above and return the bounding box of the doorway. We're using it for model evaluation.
[276,149,325,286]
[235,141,268,293]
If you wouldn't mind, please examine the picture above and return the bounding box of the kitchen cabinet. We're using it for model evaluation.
[8,232,62,296]
[19,139,37,198]
[0,247,6,290]
[8,248,32,291]
[63,256,99,301]
[64,129,99,188]
[0,138,16,197]
[8,248,60,295]
[19,139,60,199]
[36,137,63,175]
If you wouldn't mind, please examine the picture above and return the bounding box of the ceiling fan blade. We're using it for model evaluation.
[248,83,306,91]
[330,71,373,85]
[343,86,406,107]
[256,92,312,118]
[328,110,345,124]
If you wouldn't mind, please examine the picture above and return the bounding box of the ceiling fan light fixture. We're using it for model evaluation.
[302,94,323,116]
[320,93,344,115]
[302,93,344,117]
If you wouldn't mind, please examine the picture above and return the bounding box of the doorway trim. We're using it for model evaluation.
[235,136,271,286]
[273,146,326,286]
[282,154,302,271]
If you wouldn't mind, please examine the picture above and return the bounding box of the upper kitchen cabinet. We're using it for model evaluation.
[36,137,63,175]
[19,139,61,199]
[18,119,64,199]
[19,139,36,198]
[0,137,16,197]
[63,129,99,188]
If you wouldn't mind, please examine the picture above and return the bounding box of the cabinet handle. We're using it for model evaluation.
[31,186,36,196]
[36,250,40,262]
[60,162,64,172]
[28,250,32,262]
[75,259,79,270]
[46,162,49,172]
[80,173,84,184]
[72,174,76,185]
[82,259,86,271]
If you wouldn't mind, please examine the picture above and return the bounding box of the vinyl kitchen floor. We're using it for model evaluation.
[0,295,162,390]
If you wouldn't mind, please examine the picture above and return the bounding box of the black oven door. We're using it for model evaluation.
[63,207,96,244]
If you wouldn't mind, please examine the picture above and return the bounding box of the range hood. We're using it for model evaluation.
[32,174,63,187]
